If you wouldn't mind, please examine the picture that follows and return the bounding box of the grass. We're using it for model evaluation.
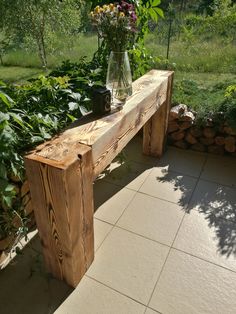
[0,34,98,83]
[174,72,236,87]
[2,33,98,69]
[146,34,236,74]
[0,66,44,83]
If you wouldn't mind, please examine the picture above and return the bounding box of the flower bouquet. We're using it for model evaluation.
[91,2,138,105]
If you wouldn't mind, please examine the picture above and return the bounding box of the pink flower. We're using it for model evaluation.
[130,12,137,22]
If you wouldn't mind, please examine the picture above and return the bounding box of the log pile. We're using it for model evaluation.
[168,104,236,155]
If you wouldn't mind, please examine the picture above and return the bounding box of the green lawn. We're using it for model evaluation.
[0,66,44,83]
[174,72,236,88]
[146,34,236,74]
[0,34,98,83]
[1,34,98,70]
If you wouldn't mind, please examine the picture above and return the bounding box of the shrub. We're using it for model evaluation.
[0,57,103,241]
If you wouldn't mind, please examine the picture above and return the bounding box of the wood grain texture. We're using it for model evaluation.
[24,146,94,287]
[143,71,174,157]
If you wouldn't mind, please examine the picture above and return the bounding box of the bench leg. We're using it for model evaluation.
[25,147,94,287]
[143,73,173,157]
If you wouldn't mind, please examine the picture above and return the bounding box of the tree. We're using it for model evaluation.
[0,0,82,68]
[0,29,13,65]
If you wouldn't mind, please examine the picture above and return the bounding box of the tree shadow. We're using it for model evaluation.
[188,184,236,258]
[157,163,236,259]
[157,168,196,209]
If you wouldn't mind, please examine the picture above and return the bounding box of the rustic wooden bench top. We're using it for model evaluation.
[30,70,172,178]
[25,70,174,287]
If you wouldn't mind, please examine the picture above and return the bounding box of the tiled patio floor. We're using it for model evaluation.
[1,136,236,314]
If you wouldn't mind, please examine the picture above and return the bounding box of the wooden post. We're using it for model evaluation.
[24,145,94,287]
[143,71,174,157]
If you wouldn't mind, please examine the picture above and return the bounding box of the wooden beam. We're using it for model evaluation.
[143,71,174,157]
[32,70,170,179]
[24,145,94,287]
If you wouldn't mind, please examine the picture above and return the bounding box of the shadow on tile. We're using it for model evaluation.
[187,180,236,259]
[96,156,153,191]
[149,168,197,208]
[93,179,128,211]
[0,235,73,314]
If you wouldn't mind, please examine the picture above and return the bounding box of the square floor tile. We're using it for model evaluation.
[139,168,197,207]
[117,193,184,246]
[87,227,169,305]
[156,147,206,178]
[201,155,236,188]
[173,210,236,271]
[94,181,136,224]
[94,219,113,251]
[100,160,153,191]
[189,180,236,223]
[55,277,146,314]
[149,249,236,314]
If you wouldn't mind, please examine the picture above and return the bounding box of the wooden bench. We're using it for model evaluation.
[24,70,174,287]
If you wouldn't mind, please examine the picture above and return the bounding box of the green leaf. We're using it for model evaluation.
[2,195,13,208]
[9,112,26,129]
[149,8,158,22]
[68,102,79,111]
[154,7,164,18]
[5,184,15,192]
[66,114,77,122]
[10,161,20,179]
[70,92,81,101]
[79,105,89,116]
[151,0,161,7]
[0,112,10,123]
[31,136,44,144]
[0,91,14,108]
[0,163,7,179]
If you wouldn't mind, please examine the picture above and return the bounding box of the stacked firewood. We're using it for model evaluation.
[168,104,236,155]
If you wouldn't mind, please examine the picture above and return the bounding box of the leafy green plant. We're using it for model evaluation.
[0,56,104,242]
[220,84,236,129]
[129,0,164,79]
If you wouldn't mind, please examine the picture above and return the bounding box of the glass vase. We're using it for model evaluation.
[106,51,132,107]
